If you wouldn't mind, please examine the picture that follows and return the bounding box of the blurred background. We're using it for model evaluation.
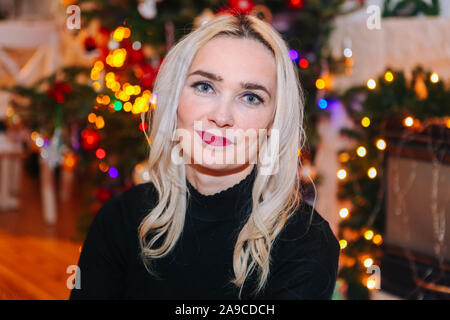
[0,0,449,300]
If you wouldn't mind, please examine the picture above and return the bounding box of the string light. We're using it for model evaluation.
[99,162,109,172]
[364,230,374,240]
[356,146,367,157]
[339,208,349,219]
[376,139,386,150]
[299,58,309,69]
[108,167,119,178]
[318,99,328,109]
[339,152,350,163]
[430,72,439,83]
[95,116,105,129]
[363,258,373,268]
[384,71,394,82]
[367,167,377,179]
[373,234,383,245]
[95,148,106,159]
[367,79,376,90]
[337,169,347,180]
[339,240,347,249]
[403,116,414,127]
[361,117,370,128]
[88,113,97,123]
[315,78,325,90]
[366,278,377,290]
[123,102,132,112]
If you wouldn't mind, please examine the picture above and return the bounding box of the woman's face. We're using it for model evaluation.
[176,36,276,174]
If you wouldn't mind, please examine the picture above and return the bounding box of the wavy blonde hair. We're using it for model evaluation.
[139,13,307,299]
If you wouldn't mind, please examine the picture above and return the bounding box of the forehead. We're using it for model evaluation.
[189,37,276,86]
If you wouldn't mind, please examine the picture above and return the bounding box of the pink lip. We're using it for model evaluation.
[195,130,233,147]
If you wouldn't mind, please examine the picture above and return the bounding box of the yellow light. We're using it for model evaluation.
[123,102,132,112]
[143,105,149,113]
[92,81,101,91]
[111,48,127,67]
[361,116,370,127]
[88,113,97,123]
[430,72,439,83]
[446,118,450,129]
[339,208,349,219]
[119,91,130,102]
[337,169,347,180]
[367,79,376,89]
[31,131,39,141]
[364,258,373,268]
[93,60,104,71]
[125,85,134,95]
[95,116,105,129]
[357,146,367,157]
[403,116,414,127]
[367,278,377,290]
[102,96,110,105]
[106,55,113,66]
[373,234,383,245]
[297,148,301,157]
[105,72,116,82]
[376,139,386,150]
[368,167,377,179]
[123,27,131,38]
[63,153,77,170]
[96,96,103,104]
[99,162,109,172]
[364,230,374,240]
[112,82,121,92]
[384,71,394,82]
[148,137,152,145]
[339,152,350,163]
[113,27,125,42]
[339,240,347,249]
[133,85,141,95]
[315,79,325,90]
[90,69,99,80]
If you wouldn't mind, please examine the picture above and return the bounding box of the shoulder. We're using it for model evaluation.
[93,182,158,233]
[273,200,340,269]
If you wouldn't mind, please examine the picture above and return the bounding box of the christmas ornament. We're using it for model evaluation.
[194,9,215,29]
[138,0,157,20]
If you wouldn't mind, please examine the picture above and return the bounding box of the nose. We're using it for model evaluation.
[208,97,234,128]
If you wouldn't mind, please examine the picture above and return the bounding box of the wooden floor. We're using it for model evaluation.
[0,166,82,300]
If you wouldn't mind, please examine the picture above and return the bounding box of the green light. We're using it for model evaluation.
[113,100,123,111]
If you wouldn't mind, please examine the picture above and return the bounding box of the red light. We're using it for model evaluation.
[139,122,148,131]
[299,58,309,69]
[289,0,304,9]
[96,148,106,159]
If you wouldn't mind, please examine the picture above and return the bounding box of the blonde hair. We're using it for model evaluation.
[139,13,307,299]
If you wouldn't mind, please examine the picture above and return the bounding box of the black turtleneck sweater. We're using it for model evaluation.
[70,167,340,300]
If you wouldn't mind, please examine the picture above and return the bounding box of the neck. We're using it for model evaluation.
[185,163,255,196]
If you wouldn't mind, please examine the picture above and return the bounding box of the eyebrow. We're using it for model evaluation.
[187,69,272,99]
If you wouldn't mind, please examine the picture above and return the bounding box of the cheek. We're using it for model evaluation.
[177,90,198,128]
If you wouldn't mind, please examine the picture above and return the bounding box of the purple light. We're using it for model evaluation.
[288,49,299,60]
[108,167,118,178]
[43,139,50,148]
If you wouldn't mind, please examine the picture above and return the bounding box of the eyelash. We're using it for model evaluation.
[190,81,265,106]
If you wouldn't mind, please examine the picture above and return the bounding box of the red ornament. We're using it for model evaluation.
[228,0,255,14]
[122,39,145,65]
[81,129,100,151]
[47,81,72,103]
[95,188,112,202]
[288,0,304,9]
[84,36,97,52]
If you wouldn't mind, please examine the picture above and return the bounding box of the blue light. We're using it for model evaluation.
[288,49,299,60]
[108,167,119,178]
[318,99,328,109]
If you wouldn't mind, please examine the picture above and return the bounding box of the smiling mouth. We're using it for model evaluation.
[195,130,233,147]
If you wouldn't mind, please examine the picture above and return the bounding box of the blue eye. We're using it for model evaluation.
[191,81,214,94]
[243,93,264,106]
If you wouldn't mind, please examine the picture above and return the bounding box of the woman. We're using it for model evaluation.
[70,13,340,300]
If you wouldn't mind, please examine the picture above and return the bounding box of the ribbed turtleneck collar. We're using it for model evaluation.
[186,166,257,222]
